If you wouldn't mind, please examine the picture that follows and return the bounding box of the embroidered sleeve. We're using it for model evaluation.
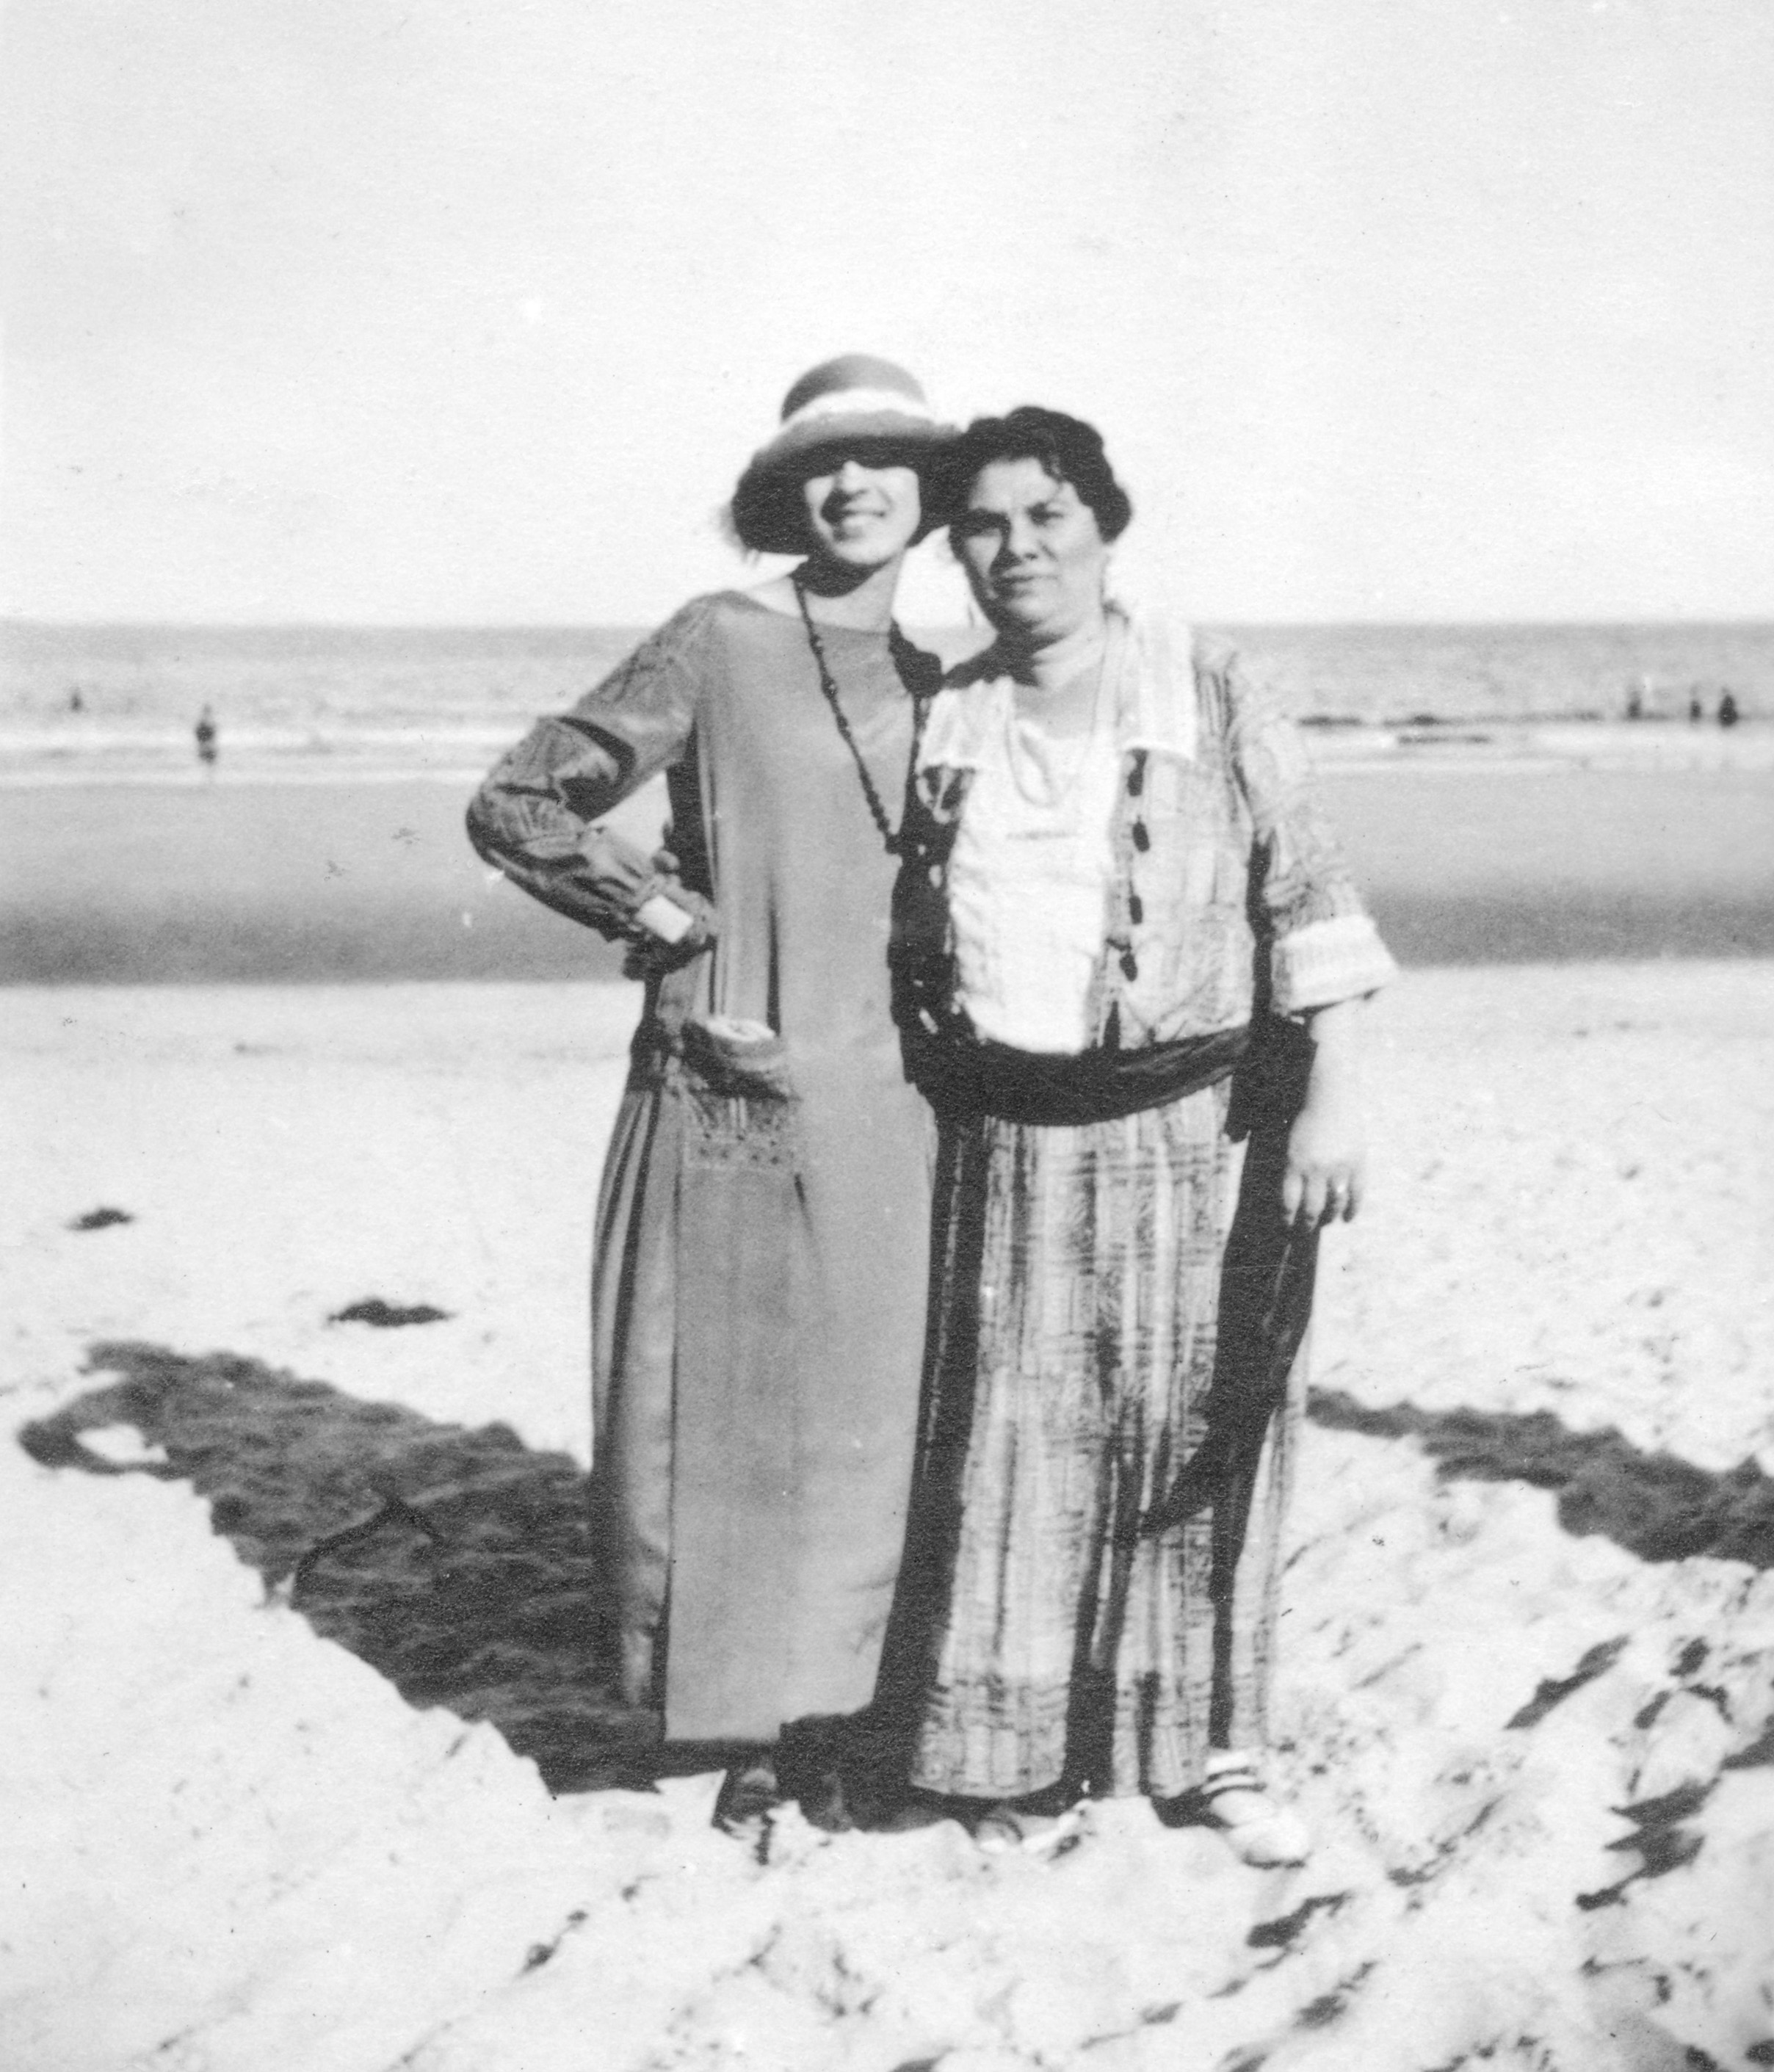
[465,598,712,939]
[1214,644,1397,1013]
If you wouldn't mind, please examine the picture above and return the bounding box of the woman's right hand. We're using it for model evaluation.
[620,842,714,979]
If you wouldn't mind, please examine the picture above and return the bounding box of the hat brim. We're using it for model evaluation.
[731,412,957,557]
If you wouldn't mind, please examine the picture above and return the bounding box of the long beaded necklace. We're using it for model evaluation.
[792,573,933,858]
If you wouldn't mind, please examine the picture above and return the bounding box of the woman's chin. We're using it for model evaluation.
[810,532,915,576]
[974,593,1043,633]
[984,601,1074,646]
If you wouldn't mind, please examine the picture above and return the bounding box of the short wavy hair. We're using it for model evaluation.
[941,405,1134,544]
[728,436,952,557]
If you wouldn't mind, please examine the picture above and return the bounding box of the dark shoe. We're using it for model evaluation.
[792,1762,854,1833]
[776,1716,857,1833]
[850,1786,956,1835]
[712,1756,782,1838]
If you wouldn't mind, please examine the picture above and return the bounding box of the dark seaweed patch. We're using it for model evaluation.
[1248,1891,1349,1949]
[1506,1636,1629,1731]
[1576,1778,1715,1910]
[1297,1962,1376,2027]
[328,1298,452,1327]
[1723,1720,1774,1770]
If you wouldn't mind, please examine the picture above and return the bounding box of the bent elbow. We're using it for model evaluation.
[463,788,513,873]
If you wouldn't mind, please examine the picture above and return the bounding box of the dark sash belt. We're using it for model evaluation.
[916,1021,1253,1127]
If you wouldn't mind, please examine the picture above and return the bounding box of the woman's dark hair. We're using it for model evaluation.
[728,438,949,557]
[941,405,1134,543]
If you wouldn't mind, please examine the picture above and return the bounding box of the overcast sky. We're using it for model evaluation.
[4,0,1770,625]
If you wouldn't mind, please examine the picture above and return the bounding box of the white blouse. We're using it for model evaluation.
[947,680,1123,1055]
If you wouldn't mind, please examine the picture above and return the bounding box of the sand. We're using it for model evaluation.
[4,957,1774,2071]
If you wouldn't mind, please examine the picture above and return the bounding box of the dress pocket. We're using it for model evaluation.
[680,1015,793,1100]
[676,1016,799,1172]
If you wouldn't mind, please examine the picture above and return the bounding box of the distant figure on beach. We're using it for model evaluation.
[884,407,1396,1865]
[1625,680,1645,721]
[68,688,83,714]
[1690,692,1706,724]
[194,705,219,773]
[468,358,955,1836]
[1718,691,1740,729]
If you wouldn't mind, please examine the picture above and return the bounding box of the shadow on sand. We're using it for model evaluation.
[1308,1388,1774,1569]
[18,1347,1773,1802]
[17,1341,656,1793]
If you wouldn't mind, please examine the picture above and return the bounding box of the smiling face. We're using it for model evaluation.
[953,457,1109,648]
[797,447,924,573]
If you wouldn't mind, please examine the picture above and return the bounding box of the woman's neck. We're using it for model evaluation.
[753,555,903,631]
[1003,613,1102,704]
[999,609,1110,742]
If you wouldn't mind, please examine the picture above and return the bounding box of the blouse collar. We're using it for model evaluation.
[922,604,1198,772]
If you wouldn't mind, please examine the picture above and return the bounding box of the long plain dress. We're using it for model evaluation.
[467,591,935,1744]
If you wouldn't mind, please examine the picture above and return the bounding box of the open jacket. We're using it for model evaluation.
[894,606,1396,1057]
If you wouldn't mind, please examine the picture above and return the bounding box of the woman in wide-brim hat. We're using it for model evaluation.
[468,355,955,1830]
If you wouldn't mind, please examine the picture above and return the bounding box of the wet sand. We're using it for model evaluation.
[3,761,1773,983]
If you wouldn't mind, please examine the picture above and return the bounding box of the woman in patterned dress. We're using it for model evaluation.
[888,407,1396,1862]
[467,358,953,1833]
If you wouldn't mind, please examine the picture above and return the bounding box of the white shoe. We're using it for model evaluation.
[1196,1754,1311,1869]
[974,1800,1087,1859]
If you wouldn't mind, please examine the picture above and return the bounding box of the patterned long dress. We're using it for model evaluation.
[892,618,1392,1802]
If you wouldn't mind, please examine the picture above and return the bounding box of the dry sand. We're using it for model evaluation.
[4,958,1774,2070]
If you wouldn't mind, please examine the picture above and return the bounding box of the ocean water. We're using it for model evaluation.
[0,623,654,733]
[3,617,1770,733]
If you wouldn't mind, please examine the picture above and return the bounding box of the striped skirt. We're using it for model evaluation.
[899,1079,1312,1803]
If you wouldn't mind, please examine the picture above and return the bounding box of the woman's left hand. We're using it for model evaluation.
[1283,1083,1366,1225]
[1281,998,1369,1225]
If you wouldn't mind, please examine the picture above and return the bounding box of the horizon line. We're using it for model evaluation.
[6,612,1774,635]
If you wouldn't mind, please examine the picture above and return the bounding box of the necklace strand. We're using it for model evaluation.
[792,575,931,856]
[1003,643,1109,814]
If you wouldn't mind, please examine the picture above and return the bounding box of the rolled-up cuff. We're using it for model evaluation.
[1270,911,1397,1015]
[626,879,715,950]
[571,826,714,946]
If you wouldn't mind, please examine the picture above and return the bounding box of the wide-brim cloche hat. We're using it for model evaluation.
[730,354,955,555]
